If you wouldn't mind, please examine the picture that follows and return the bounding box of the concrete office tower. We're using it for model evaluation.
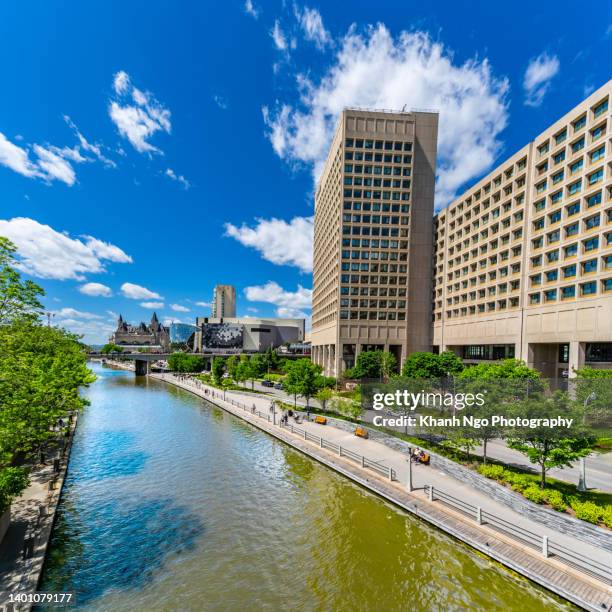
[211,284,236,318]
[311,108,439,376]
[433,81,611,380]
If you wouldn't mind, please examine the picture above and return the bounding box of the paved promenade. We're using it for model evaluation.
[153,373,612,612]
[0,417,77,609]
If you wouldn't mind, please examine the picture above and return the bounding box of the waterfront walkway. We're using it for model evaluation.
[153,373,612,612]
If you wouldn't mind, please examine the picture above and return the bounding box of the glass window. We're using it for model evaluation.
[566,202,580,216]
[568,179,582,195]
[603,278,612,292]
[545,269,558,282]
[593,99,609,118]
[581,281,597,295]
[590,145,606,163]
[550,190,563,204]
[530,292,541,304]
[553,150,565,164]
[591,125,605,141]
[572,137,585,153]
[546,250,559,263]
[604,255,612,269]
[345,138,354,147]
[549,210,561,224]
[582,259,597,274]
[544,289,557,301]
[573,115,586,131]
[586,192,602,208]
[585,214,600,230]
[565,222,579,237]
[555,129,567,145]
[561,285,576,298]
[534,199,546,212]
[569,159,583,174]
[584,237,599,252]
[552,170,564,184]
[563,264,576,278]
[588,169,603,185]
[564,243,578,257]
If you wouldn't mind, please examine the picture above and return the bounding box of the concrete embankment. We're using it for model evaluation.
[151,373,612,612]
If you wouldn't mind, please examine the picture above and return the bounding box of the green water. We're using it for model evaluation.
[40,363,573,610]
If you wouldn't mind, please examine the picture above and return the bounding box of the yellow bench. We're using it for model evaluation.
[354,426,368,439]
[314,415,327,425]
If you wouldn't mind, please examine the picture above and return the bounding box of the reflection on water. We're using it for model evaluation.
[40,363,573,611]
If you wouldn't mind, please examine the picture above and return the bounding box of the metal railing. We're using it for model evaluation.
[424,485,612,585]
[159,374,611,586]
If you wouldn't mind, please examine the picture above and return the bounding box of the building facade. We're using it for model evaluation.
[311,108,439,376]
[211,284,236,318]
[109,313,170,351]
[433,81,612,379]
[193,316,305,353]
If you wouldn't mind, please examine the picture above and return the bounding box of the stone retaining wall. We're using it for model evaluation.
[294,410,612,552]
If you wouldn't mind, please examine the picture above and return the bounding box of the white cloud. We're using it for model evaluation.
[523,52,560,107]
[244,281,312,310]
[213,95,228,110]
[63,115,116,168]
[263,26,509,207]
[295,6,331,50]
[165,167,190,190]
[52,307,103,320]
[163,316,183,326]
[271,20,288,50]
[170,303,191,312]
[0,217,132,280]
[0,132,41,179]
[113,70,130,95]
[79,282,113,297]
[31,145,76,186]
[109,71,171,154]
[0,117,115,186]
[121,282,163,300]
[244,0,259,19]
[195,301,211,307]
[140,301,165,309]
[276,306,309,319]
[224,215,313,272]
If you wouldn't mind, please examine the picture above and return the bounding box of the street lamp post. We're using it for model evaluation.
[578,392,596,492]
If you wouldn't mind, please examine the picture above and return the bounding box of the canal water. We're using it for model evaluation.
[40,363,572,610]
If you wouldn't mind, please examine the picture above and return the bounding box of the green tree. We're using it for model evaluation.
[235,355,251,387]
[284,359,322,413]
[261,346,281,373]
[0,467,30,513]
[380,351,398,381]
[315,387,333,411]
[401,351,463,378]
[167,353,205,373]
[507,392,595,488]
[0,237,44,324]
[100,343,123,354]
[211,357,226,385]
[226,355,239,381]
[329,397,362,421]
[458,359,542,464]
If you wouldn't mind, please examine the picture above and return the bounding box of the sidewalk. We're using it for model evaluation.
[156,374,611,566]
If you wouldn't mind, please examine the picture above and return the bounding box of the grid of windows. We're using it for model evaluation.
[339,137,414,321]
[433,89,610,332]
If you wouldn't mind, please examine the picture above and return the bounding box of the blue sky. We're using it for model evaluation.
[0,1,610,343]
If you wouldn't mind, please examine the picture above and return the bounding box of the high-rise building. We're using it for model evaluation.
[211,284,236,318]
[311,108,439,376]
[433,81,611,379]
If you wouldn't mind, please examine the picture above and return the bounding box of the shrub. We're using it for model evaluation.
[0,467,30,513]
[569,498,604,524]
[477,464,506,481]
[505,472,532,492]
[523,486,546,504]
[542,489,567,512]
[602,507,612,529]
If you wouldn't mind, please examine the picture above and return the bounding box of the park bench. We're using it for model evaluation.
[354,426,368,439]
[314,415,327,425]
